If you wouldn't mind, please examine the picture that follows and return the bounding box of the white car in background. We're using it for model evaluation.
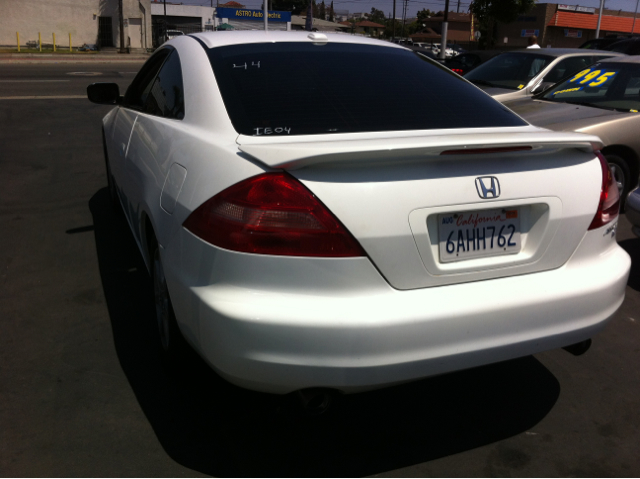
[166,29,184,40]
[87,31,630,408]
[431,42,455,58]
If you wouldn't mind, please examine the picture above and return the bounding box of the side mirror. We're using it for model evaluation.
[87,83,122,105]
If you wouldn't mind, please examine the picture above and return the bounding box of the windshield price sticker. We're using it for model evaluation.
[553,86,583,95]
[438,208,521,263]
[569,68,618,87]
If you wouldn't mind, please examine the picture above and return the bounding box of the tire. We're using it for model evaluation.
[604,153,631,212]
[152,244,185,372]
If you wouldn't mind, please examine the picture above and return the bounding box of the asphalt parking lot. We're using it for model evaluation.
[1,60,639,477]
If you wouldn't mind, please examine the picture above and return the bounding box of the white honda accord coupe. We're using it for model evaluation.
[88,31,630,399]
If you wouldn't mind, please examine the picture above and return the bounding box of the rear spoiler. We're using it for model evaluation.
[237,129,603,170]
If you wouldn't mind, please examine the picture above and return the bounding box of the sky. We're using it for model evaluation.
[161,0,640,18]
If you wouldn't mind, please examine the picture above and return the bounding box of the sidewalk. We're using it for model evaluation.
[0,52,150,63]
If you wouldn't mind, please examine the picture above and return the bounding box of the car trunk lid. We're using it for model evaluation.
[237,127,604,290]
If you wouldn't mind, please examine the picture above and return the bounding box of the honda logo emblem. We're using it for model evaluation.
[475,176,500,199]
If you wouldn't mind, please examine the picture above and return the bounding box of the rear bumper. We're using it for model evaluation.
[165,227,630,395]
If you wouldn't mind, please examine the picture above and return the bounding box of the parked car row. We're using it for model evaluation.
[440,47,639,205]
[87,32,631,410]
[444,50,502,74]
[464,49,624,101]
[579,35,640,55]
[504,56,640,208]
[395,39,464,58]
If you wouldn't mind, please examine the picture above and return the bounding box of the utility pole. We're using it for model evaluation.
[632,0,639,35]
[392,0,396,42]
[401,0,408,40]
[456,0,460,13]
[163,0,167,42]
[119,0,126,53]
[264,0,268,30]
[595,0,605,38]
[439,0,450,60]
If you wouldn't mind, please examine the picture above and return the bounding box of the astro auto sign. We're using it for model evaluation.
[216,8,292,22]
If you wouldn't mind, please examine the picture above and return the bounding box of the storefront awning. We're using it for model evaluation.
[548,11,640,34]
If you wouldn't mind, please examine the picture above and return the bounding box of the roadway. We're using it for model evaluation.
[1,61,639,477]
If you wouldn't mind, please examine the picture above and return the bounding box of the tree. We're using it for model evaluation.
[469,0,535,47]
[369,7,386,25]
[318,0,326,20]
[384,18,403,38]
[271,0,307,15]
[328,1,334,21]
[416,8,433,23]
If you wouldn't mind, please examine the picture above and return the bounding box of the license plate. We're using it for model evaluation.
[438,208,521,263]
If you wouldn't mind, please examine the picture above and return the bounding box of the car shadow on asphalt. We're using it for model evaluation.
[89,188,561,477]
[619,237,640,292]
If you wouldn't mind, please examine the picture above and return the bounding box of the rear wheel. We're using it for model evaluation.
[102,131,120,211]
[152,244,184,371]
[605,154,630,211]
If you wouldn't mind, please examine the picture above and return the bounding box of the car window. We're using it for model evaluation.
[608,40,640,54]
[542,56,594,84]
[579,40,599,49]
[142,50,185,120]
[541,61,640,112]
[123,49,171,110]
[465,52,554,90]
[456,54,479,68]
[207,42,525,136]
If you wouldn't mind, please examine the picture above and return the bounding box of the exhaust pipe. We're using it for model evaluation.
[563,338,592,356]
[296,388,335,415]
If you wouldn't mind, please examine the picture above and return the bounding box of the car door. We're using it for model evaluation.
[114,48,172,235]
[124,48,186,250]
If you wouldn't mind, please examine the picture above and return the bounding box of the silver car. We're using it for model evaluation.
[503,56,640,207]
[627,185,640,236]
[465,48,624,102]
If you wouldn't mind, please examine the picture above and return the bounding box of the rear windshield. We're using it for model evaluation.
[207,42,525,136]
[465,52,554,90]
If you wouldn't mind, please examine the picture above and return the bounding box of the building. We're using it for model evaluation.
[334,9,349,22]
[150,2,217,34]
[215,7,292,31]
[291,16,348,32]
[338,20,385,37]
[411,12,473,45]
[150,1,217,47]
[149,3,293,45]
[497,3,640,49]
[0,0,152,50]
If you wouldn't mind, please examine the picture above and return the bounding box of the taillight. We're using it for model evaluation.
[452,68,464,74]
[588,150,620,230]
[183,172,365,257]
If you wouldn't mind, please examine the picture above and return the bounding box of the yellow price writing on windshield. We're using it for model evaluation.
[569,68,617,87]
[578,70,602,84]
[569,68,592,82]
[588,71,616,86]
